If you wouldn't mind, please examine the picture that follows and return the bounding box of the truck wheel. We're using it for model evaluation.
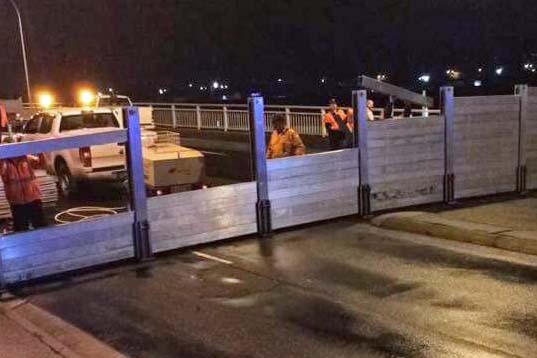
[56,162,77,197]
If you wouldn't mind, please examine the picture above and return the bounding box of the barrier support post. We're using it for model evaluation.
[285,107,291,128]
[248,95,272,237]
[320,109,327,137]
[440,86,455,204]
[124,107,152,260]
[196,105,202,130]
[515,84,528,194]
[353,90,371,216]
[223,106,229,132]
[171,104,177,128]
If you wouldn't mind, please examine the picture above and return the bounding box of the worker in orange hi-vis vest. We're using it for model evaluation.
[266,115,306,159]
[323,99,353,150]
[0,105,7,141]
[0,136,47,232]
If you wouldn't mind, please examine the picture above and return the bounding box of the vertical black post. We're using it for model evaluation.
[515,84,528,193]
[440,86,455,203]
[124,107,152,260]
[353,90,371,216]
[248,95,272,237]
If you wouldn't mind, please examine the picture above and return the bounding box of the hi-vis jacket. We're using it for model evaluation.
[266,128,306,159]
[323,109,353,132]
[0,106,7,128]
[0,157,42,205]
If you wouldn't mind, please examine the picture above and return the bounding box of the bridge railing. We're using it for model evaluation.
[133,102,439,136]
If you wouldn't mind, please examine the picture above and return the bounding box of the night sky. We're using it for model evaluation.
[1,0,537,103]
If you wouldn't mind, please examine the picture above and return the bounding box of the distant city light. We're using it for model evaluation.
[376,73,387,81]
[277,78,283,83]
[320,77,326,84]
[212,81,220,89]
[188,83,193,88]
[108,87,113,93]
[478,67,483,73]
[37,92,54,108]
[524,63,535,72]
[446,69,461,80]
[418,74,431,83]
[158,88,167,95]
[495,66,504,75]
[222,95,228,100]
[473,80,482,87]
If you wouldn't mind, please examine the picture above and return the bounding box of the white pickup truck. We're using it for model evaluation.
[23,108,126,196]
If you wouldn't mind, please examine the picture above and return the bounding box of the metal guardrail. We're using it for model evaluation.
[134,102,440,136]
[21,102,440,136]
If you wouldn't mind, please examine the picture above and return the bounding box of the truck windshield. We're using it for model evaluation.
[60,113,119,132]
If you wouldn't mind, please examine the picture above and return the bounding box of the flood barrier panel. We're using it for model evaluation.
[367,116,445,211]
[267,149,359,230]
[0,213,134,284]
[453,95,520,198]
[148,182,258,253]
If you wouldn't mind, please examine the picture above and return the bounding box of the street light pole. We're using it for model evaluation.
[8,0,32,103]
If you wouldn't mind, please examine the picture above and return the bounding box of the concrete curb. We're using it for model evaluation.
[0,294,129,358]
[372,211,537,256]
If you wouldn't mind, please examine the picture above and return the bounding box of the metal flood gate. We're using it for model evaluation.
[0,108,148,287]
[1,84,536,288]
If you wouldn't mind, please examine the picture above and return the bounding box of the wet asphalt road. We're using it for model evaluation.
[11,218,537,358]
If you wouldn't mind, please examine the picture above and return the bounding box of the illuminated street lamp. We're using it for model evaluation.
[7,0,32,103]
[495,66,504,76]
[418,74,431,83]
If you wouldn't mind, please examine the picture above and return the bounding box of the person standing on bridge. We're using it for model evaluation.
[266,115,306,159]
[324,99,353,150]
[367,100,376,121]
[0,136,47,232]
[0,105,8,142]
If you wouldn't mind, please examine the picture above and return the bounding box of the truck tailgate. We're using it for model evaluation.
[90,143,125,170]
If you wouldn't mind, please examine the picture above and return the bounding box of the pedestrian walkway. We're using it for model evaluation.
[0,311,61,358]
[0,294,128,358]
[373,197,537,256]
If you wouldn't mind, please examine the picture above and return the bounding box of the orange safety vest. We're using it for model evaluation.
[323,110,348,131]
[0,105,7,129]
[0,157,42,205]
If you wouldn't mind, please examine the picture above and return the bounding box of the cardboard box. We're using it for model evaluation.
[142,144,204,187]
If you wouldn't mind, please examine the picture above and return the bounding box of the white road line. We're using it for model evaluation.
[192,251,233,265]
